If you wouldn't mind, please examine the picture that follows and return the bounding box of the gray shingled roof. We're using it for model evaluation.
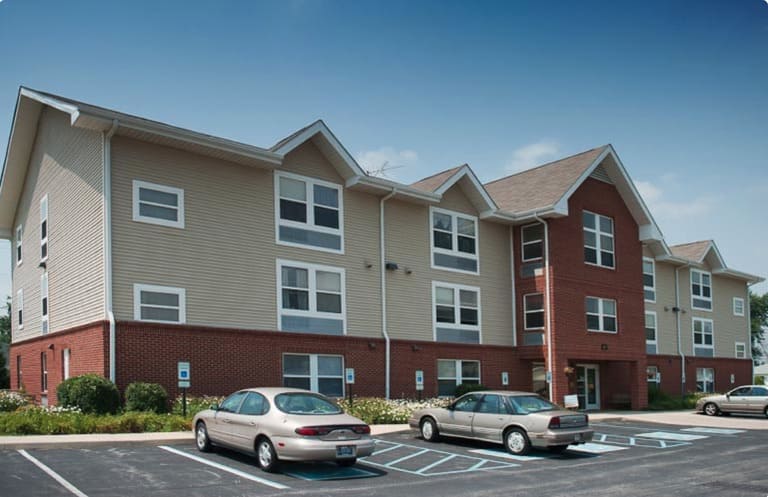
[410,166,464,192]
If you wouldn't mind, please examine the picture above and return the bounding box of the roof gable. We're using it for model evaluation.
[670,240,726,269]
[412,164,498,214]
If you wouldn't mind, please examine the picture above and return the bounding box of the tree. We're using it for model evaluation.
[751,292,768,365]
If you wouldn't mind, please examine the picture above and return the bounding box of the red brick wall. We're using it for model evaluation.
[8,321,109,404]
[647,354,753,395]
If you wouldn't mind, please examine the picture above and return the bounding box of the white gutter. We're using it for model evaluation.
[509,227,517,347]
[380,189,397,399]
[674,263,690,396]
[533,213,554,402]
[103,120,118,382]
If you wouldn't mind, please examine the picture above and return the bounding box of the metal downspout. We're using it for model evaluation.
[103,120,118,382]
[674,263,690,396]
[380,189,396,399]
[533,213,553,402]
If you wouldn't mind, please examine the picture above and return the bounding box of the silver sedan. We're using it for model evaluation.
[408,391,593,455]
[696,385,768,417]
[193,387,375,472]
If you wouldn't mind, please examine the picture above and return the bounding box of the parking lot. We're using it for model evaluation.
[2,420,767,497]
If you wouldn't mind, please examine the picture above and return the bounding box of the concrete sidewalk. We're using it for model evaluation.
[0,411,764,450]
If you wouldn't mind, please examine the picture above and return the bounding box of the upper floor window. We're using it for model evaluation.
[16,289,23,330]
[690,269,712,310]
[133,284,186,323]
[133,180,185,229]
[41,272,49,334]
[735,342,746,359]
[583,211,614,268]
[15,225,22,265]
[733,297,745,317]
[586,296,617,333]
[693,317,714,357]
[643,258,655,302]
[524,293,545,330]
[430,207,478,274]
[437,359,480,397]
[277,260,345,335]
[521,223,544,262]
[433,282,480,343]
[40,195,48,262]
[282,353,344,397]
[645,311,657,354]
[275,172,343,253]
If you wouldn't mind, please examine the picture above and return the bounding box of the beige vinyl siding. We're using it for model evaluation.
[711,276,750,359]
[111,137,382,337]
[11,108,104,342]
[646,260,678,354]
[384,185,513,345]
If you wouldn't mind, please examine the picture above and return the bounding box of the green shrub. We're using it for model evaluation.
[754,375,765,386]
[338,397,450,424]
[647,389,714,410]
[0,390,29,412]
[171,394,224,418]
[57,374,120,415]
[125,382,168,413]
[454,383,487,397]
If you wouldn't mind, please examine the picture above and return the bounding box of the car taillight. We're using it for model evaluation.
[295,426,331,436]
[585,414,589,424]
[351,425,371,434]
[548,416,561,429]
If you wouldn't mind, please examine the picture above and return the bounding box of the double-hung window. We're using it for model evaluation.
[437,359,480,397]
[278,260,345,335]
[282,354,344,397]
[40,195,48,262]
[40,352,48,392]
[733,297,745,317]
[433,282,480,344]
[430,207,478,274]
[132,180,185,228]
[645,311,657,354]
[583,211,614,268]
[524,293,545,330]
[40,273,49,334]
[133,284,186,323]
[16,289,23,330]
[521,223,544,262]
[692,318,714,357]
[15,225,22,265]
[735,342,746,359]
[690,270,712,310]
[696,367,714,393]
[585,296,617,333]
[276,172,343,253]
[646,366,660,387]
[643,258,655,302]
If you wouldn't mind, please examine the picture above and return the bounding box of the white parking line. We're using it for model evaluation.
[158,446,289,490]
[634,432,708,442]
[681,427,744,435]
[384,449,430,467]
[416,454,456,474]
[18,449,89,497]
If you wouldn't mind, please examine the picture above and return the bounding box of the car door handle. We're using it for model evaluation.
[221,419,231,423]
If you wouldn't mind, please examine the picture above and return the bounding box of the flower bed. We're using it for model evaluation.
[337,397,450,424]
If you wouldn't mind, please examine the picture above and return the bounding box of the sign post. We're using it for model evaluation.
[415,370,424,401]
[345,368,355,405]
[178,361,190,417]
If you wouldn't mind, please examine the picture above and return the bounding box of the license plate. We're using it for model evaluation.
[574,433,582,442]
[336,445,356,458]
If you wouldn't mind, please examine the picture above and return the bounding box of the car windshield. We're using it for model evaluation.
[507,395,558,414]
[274,393,342,415]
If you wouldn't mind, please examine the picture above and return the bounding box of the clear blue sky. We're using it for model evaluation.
[1,0,767,296]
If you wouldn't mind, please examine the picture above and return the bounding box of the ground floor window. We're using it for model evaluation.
[62,349,71,380]
[282,353,344,397]
[40,352,48,392]
[646,366,659,390]
[696,367,714,393]
[532,362,546,397]
[437,359,480,397]
[16,355,22,389]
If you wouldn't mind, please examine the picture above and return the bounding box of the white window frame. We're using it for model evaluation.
[16,289,23,330]
[523,293,545,330]
[735,342,746,359]
[732,297,745,317]
[62,348,71,380]
[437,359,481,397]
[429,206,479,275]
[583,210,615,269]
[15,225,22,266]
[692,317,714,356]
[132,180,185,229]
[40,272,48,334]
[586,296,618,333]
[690,269,712,311]
[274,171,344,254]
[276,259,347,334]
[40,195,48,263]
[521,223,544,262]
[432,281,481,342]
[133,284,187,324]
[696,367,715,393]
[645,311,657,354]
[282,353,345,396]
[643,257,656,302]
[646,365,660,385]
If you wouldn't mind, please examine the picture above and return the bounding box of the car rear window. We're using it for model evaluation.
[274,393,342,415]
[507,395,558,414]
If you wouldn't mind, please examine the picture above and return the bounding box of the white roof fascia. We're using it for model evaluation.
[713,268,764,284]
[347,175,441,203]
[433,165,499,211]
[272,121,365,177]
[704,240,727,268]
[551,146,612,214]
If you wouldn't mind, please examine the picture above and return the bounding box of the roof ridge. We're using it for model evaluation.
[484,145,608,187]
[410,164,465,186]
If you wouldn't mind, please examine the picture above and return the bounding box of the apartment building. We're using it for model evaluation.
[1,88,761,409]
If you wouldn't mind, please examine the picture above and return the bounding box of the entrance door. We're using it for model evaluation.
[576,364,600,410]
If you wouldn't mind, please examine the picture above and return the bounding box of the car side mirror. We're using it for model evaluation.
[446,404,455,411]
[210,403,219,411]
[725,395,730,400]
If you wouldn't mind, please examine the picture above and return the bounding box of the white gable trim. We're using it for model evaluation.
[433,165,498,212]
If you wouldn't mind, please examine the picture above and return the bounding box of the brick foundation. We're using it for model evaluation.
[646,354,753,395]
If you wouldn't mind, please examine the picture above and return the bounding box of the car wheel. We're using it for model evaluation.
[703,402,720,416]
[256,437,280,473]
[195,422,212,452]
[336,458,357,467]
[764,406,768,419]
[548,445,569,454]
[504,428,531,456]
[420,417,440,442]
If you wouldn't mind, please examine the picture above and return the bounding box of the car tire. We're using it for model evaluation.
[548,445,569,454]
[195,422,212,452]
[256,437,280,473]
[703,402,720,416]
[504,427,531,456]
[337,458,357,467]
[420,417,440,442]
[764,406,768,419]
